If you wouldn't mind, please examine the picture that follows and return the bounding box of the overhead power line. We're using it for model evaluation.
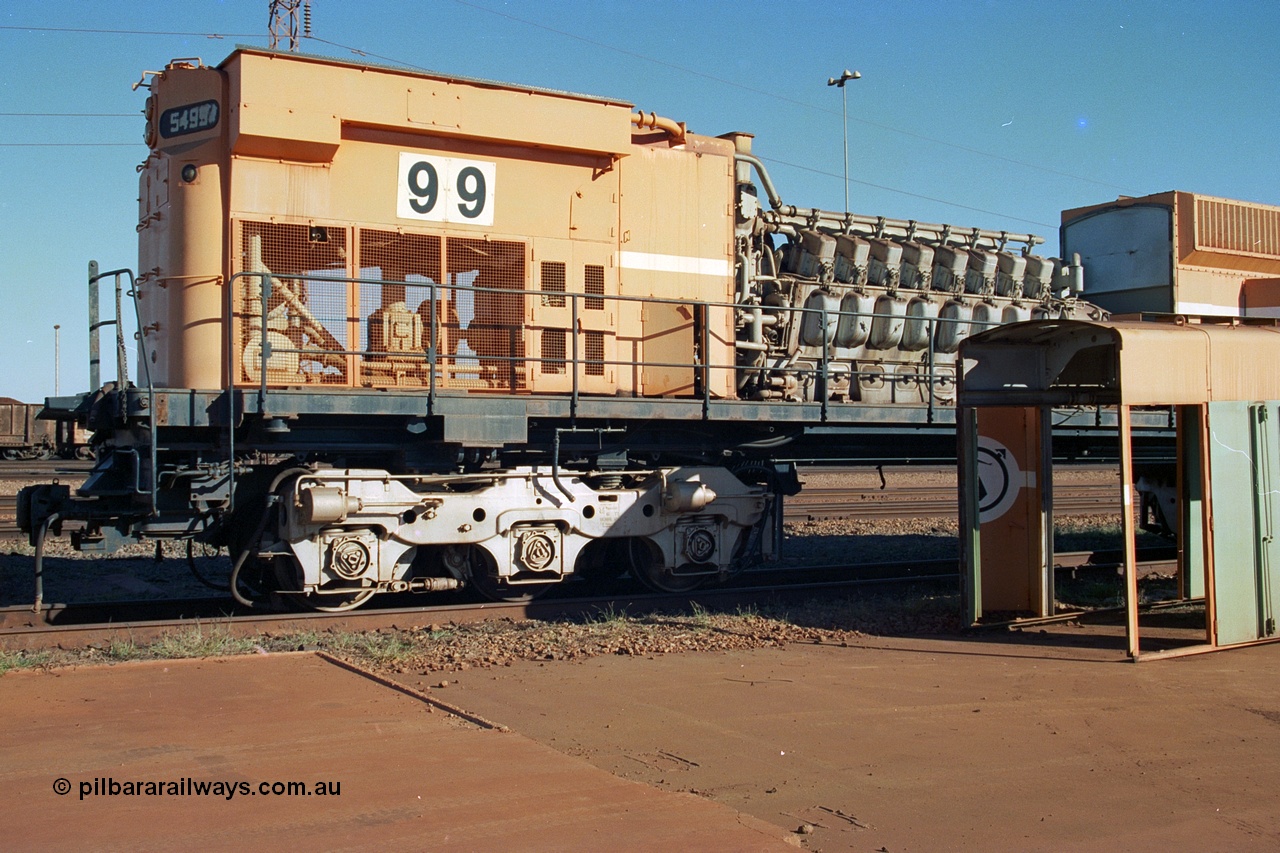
[0,143,140,147]
[1,112,136,117]
[763,156,1058,231]
[3,13,1113,224]
[0,25,258,38]
[447,0,1131,194]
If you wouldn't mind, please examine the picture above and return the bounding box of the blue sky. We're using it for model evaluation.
[2,0,1277,403]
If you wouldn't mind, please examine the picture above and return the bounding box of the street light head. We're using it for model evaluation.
[828,69,862,88]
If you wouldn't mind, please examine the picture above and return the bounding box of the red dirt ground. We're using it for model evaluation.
[404,634,1280,852]
[5,635,1280,851]
[1,654,792,852]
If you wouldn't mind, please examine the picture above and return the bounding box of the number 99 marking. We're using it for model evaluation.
[397,153,495,226]
[406,161,438,214]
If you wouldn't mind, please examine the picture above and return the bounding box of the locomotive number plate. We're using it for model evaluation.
[397,152,495,226]
[159,100,220,139]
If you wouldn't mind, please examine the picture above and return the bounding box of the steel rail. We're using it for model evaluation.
[0,574,962,651]
[784,483,1119,520]
[0,549,1178,651]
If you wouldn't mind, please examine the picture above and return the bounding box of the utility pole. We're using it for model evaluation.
[826,69,861,213]
[268,0,311,52]
[54,324,61,396]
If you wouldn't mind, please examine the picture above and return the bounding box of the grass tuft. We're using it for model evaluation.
[0,649,53,673]
[150,624,258,659]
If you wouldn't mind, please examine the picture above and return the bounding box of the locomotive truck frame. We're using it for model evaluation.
[21,47,1131,611]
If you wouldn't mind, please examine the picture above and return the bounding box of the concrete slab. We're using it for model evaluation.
[428,637,1280,852]
[0,653,793,852]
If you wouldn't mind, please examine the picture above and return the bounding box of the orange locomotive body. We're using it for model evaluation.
[138,48,739,400]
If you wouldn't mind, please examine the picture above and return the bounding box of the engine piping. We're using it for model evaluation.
[631,111,687,143]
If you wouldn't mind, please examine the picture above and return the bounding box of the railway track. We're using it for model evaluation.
[785,483,1118,520]
[0,574,952,651]
[0,495,15,535]
[0,549,1176,650]
[0,460,93,478]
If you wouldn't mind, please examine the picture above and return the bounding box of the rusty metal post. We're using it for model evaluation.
[1119,404,1141,658]
[88,261,100,391]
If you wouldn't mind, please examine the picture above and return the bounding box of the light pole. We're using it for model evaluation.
[53,324,61,396]
[826,68,861,213]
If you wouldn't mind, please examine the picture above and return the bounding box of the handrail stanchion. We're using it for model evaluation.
[820,306,829,422]
[571,295,580,422]
[700,302,710,419]
[427,281,437,415]
[88,261,101,391]
[258,274,272,413]
[508,326,518,393]
[927,316,936,424]
[113,273,128,405]
[225,273,240,514]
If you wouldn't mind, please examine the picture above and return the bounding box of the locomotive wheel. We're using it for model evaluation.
[628,538,707,594]
[466,546,556,603]
[272,553,377,613]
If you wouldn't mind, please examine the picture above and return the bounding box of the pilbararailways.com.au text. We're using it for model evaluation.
[56,777,341,800]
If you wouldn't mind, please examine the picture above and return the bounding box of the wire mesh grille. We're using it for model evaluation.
[540,261,567,307]
[584,264,605,310]
[358,230,443,386]
[541,329,567,375]
[235,221,350,385]
[584,330,605,376]
[447,237,526,390]
[229,223,697,394]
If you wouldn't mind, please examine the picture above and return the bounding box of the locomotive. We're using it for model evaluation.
[19,48,1101,610]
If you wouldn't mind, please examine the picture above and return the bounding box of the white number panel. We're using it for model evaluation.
[397,152,496,227]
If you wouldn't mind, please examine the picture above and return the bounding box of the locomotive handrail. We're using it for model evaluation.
[87,263,140,395]
[222,270,275,516]
[228,268,1002,428]
[89,262,159,517]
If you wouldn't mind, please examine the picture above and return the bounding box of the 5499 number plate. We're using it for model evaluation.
[159,100,220,139]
